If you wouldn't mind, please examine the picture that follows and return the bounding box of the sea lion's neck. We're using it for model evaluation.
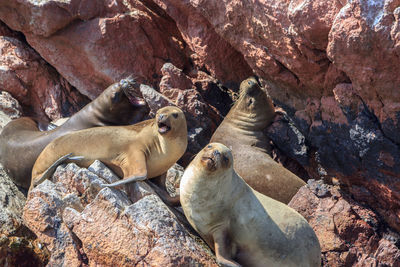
[226,109,270,132]
[181,165,235,206]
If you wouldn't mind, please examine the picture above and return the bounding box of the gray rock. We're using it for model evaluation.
[23,163,217,266]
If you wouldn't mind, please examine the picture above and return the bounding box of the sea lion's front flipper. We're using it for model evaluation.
[101,151,147,187]
[31,153,84,189]
[213,228,241,267]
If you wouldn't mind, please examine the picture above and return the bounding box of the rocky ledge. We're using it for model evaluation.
[23,161,217,266]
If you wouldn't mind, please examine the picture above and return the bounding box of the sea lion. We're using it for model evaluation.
[29,106,188,192]
[0,77,149,189]
[180,143,321,267]
[210,76,305,204]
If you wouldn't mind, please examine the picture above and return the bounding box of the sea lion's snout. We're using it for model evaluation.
[157,113,171,134]
[119,77,146,107]
[200,143,232,172]
[201,153,217,172]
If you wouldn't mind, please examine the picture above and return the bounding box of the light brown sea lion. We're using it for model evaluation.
[0,78,149,189]
[29,106,187,192]
[180,143,321,267]
[210,76,305,203]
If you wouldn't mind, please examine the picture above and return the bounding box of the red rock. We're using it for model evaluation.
[163,0,349,99]
[328,0,400,125]
[288,0,344,50]
[0,23,87,121]
[0,0,189,99]
[153,0,253,87]
[289,180,400,267]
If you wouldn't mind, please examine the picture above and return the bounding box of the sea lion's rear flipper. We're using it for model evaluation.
[44,122,58,131]
[146,179,180,206]
[32,153,84,188]
[101,173,147,188]
[213,228,241,267]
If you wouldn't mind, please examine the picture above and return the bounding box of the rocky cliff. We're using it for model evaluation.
[1,0,400,266]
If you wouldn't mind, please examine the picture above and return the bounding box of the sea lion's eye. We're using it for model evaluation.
[207,145,212,149]
[248,81,252,85]
[248,98,254,106]
[172,113,178,119]
[223,155,229,164]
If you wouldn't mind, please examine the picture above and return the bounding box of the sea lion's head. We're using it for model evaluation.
[226,76,275,130]
[101,77,148,125]
[199,143,233,173]
[155,106,187,137]
[235,77,271,114]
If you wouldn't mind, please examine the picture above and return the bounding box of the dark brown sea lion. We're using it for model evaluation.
[30,106,187,192]
[210,77,305,204]
[0,78,148,189]
[180,143,321,267]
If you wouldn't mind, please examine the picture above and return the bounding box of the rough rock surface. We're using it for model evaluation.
[289,180,400,267]
[153,0,253,88]
[23,161,217,266]
[0,91,22,130]
[0,22,88,122]
[141,63,224,163]
[0,0,190,99]
[0,163,49,267]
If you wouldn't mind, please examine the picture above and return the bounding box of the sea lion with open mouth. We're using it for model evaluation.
[0,77,148,189]
[210,76,305,203]
[29,106,187,192]
[180,143,321,267]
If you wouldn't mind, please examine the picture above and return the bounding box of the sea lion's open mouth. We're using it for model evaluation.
[158,121,171,134]
[129,97,146,107]
[120,77,147,107]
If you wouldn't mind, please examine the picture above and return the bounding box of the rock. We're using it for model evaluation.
[153,0,253,88]
[0,0,189,99]
[158,63,223,162]
[164,163,184,197]
[328,0,400,140]
[0,148,49,266]
[140,64,225,163]
[23,161,218,266]
[140,84,175,117]
[0,91,22,120]
[0,22,88,121]
[0,91,22,130]
[289,180,400,266]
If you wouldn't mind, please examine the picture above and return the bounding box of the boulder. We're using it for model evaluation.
[0,0,189,99]
[0,22,87,122]
[289,180,400,266]
[23,161,217,266]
